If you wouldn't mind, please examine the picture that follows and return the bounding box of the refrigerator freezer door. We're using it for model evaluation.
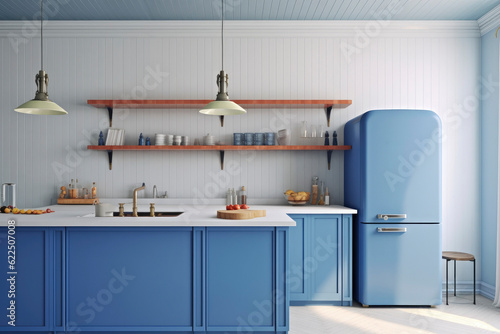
[356,223,442,306]
[361,109,441,223]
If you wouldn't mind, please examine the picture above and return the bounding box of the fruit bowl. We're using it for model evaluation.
[284,190,310,205]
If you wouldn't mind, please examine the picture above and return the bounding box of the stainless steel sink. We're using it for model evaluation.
[112,211,183,217]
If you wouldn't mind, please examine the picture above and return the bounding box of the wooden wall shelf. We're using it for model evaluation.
[87,99,352,127]
[87,145,351,170]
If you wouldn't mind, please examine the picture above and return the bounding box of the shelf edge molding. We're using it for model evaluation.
[88,145,352,151]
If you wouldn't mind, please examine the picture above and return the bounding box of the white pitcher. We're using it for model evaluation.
[95,203,114,217]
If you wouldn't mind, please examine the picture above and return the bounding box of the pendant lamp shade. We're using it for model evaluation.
[199,100,246,115]
[15,0,67,115]
[199,0,245,118]
[15,99,67,115]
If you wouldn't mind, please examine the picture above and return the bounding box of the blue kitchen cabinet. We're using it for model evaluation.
[206,227,289,333]
[0,227,65,332]
[0,226,288,333]
[288,216,307,300]
[66,227,201,332]
[288,214,352,305]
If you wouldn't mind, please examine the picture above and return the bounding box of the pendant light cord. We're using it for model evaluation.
[41,0,43,70]
[221,0,224,71]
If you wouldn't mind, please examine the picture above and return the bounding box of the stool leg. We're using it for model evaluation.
[446,259,449,305]
[473,259,476,305]
[454,260,457,296]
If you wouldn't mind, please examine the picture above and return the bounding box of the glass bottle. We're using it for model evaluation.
[311,176,319,205]
[75,179,82,199]
[318,181,325,205]
[231,188,238,205]
[240,186,247,205]
[300,121,308,138]
[91,182,97,199]
[69,179,77,199]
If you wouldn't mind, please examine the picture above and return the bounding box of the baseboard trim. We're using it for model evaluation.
[479,281,496,300]
[441,280,495,300]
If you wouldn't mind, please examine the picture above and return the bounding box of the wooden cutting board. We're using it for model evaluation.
[217,209,266,220]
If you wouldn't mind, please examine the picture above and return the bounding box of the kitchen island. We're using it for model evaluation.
[0,202,356,333]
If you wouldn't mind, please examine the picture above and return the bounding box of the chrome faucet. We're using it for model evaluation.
[132,183,146,217]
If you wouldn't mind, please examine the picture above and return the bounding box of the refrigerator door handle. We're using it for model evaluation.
[377,214,407,220]
[377,227,407,233]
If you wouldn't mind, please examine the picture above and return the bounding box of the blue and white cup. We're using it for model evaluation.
[264,132,275,145]
[254,133,264,145]
[233,133,243,145]
[244,133,254,145]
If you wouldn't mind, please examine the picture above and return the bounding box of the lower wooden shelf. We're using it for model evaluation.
[87,145,351,170]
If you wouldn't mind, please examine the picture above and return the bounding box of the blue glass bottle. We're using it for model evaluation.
[98,131,105,145]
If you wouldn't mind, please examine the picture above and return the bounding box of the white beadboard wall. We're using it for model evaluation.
[0,20,481,279]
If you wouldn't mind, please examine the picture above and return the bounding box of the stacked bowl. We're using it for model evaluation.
[277,129,290,145]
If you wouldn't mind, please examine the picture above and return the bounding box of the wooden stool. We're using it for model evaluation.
[442,251,475,305]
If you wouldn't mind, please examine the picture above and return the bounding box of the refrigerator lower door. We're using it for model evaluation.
[357,223,441,306]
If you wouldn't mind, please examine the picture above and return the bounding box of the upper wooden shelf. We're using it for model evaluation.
[87,99,352,109]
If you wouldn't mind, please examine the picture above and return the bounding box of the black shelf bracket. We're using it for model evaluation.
[327,150,332,170]
[107,150,113,170]
[325,106,332,127]
[219,150,225,170]
[107,107,113,127]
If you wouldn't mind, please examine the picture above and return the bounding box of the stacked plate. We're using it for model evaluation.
[155,134,166,145]
[155,134,174,145]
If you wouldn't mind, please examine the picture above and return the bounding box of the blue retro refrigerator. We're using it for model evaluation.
[344,109,442,306]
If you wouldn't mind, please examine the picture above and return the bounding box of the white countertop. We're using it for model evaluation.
[0,200,357,227]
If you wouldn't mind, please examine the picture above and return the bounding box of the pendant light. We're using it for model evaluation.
[15,0,67,115]
[199,0,245,127]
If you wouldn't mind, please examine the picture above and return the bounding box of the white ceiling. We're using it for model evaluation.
[0,0,499,21]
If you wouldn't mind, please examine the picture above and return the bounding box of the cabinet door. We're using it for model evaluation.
[67,227,194,331]
[206,227,275,332]
[52,228,66,331]
[0,227,49,330]
[288,215,309,301]
[342,215,353,304]
[310,215,342,301]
